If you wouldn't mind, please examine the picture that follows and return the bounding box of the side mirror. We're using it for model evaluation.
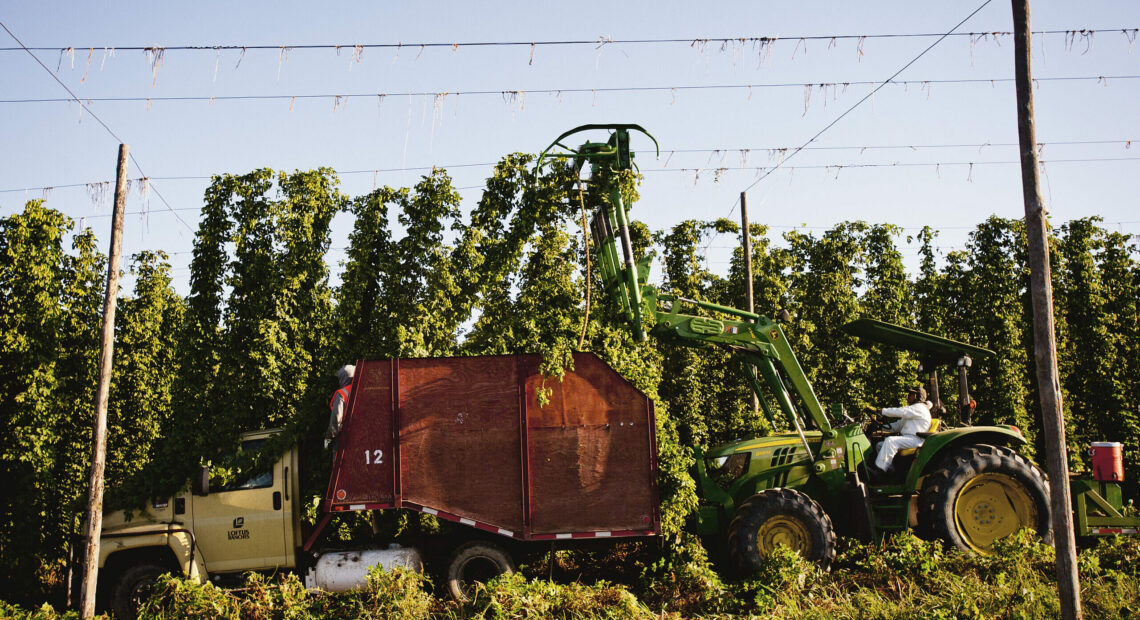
[191,465,210,496]
[777,309,793,323]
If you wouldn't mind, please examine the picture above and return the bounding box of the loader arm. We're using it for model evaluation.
[539,125,830,433]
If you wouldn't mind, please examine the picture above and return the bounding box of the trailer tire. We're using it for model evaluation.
[728,488,836,575]
[110,563,166,620]
[445,541,515,603]
[921,443,1051,553]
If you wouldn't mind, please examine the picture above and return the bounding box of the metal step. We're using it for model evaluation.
[870,494,910,532]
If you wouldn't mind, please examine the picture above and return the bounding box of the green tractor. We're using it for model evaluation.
[539,125,1053,572]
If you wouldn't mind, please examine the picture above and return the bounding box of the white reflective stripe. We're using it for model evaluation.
[422,507,438,515]
[595,531,611,537]
[459,518,476,526]
[349,504,366,511]
[497,528,514,537]
[555,533,573,540]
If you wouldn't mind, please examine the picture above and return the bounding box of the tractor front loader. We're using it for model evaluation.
[540,125,1056,572]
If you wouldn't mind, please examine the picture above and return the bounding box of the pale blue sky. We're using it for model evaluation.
[2,1,1137,295]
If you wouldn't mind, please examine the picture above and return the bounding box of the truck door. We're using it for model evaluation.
[191,438,291,573]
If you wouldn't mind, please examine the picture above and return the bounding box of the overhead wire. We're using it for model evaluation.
[4,75,1138,105]
[645,156,1140,175]
[5,27,1133,53]
[0,19,193,232]
[702,0,996,262]
[737,0,998,199]
[4,149,1136,197]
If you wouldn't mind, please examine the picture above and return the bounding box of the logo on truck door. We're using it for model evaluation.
[228,516,250,540]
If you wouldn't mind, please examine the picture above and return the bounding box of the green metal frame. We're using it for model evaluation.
[539,125,831,436]
[1072,479,1140,535]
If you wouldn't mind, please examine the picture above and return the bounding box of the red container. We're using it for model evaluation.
[324,352,660,541]
[1090,442,1124,482]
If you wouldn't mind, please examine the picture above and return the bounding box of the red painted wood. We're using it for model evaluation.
[324,353,660,541]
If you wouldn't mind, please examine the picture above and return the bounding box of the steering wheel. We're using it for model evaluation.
[859,407,890,437]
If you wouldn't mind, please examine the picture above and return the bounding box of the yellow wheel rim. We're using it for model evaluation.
[756,516,813,556]
[953,473,1037,553]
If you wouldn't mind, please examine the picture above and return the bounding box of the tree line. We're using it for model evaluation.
[1,158,1137,604]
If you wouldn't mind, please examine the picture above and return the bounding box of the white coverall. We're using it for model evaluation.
[874,400,933,471]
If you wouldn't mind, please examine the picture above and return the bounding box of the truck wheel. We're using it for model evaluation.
[920,443,1051,553]
[728,488,837,574]
[445,541,515,603]
[110,563,166,620]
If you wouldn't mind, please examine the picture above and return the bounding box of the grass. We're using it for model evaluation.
[2,533,1138,619]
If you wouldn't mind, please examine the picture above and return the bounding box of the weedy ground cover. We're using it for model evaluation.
[3,533,1137,619]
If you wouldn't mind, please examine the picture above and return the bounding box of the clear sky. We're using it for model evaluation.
[2,1,1137,295]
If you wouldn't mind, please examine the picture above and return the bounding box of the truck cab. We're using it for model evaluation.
[97,430,300,618]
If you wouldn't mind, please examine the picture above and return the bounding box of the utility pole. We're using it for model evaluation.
[79,143,128,618]
[740,192,759,414]
[1011,3,1082,619]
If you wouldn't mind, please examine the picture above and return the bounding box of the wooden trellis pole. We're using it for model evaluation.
[1011,2,1082,618]
[79,143,128,618]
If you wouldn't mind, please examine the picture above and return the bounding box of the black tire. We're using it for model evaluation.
[445,541,515,603]
[110,563,166,620]
[727,488,837,574]
[920,443,1051,553]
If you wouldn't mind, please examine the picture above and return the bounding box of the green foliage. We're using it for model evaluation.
[105,252,183,507]
[4,155,1140,613]
[0,203,103,601]
[133,567,432,619]
[0,601,86,619]
[459,573,650,619]
[13,533,1140,618]
[145,168,343,501]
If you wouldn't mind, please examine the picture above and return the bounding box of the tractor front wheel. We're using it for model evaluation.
[727,488,837,574]
[921,444,1051,553]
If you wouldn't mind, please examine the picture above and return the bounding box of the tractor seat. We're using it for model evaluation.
[899,419,942,456]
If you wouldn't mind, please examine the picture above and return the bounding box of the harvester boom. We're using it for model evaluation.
[539,125,831,434]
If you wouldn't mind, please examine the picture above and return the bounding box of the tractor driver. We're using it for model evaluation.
[866,386,932,474]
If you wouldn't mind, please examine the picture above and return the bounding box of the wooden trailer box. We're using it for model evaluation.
[324,353,660,541]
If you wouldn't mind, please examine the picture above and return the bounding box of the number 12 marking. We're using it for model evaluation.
[364,449,384,465]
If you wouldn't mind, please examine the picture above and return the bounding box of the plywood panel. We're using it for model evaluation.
[525,353,657,534]
[327,359,394,506]
[398,356,524,531]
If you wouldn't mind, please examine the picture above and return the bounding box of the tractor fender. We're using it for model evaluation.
[903,426,1027,490]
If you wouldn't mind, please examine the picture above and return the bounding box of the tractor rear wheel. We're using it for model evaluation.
[920,444,1051,553]
[728,488,836,574]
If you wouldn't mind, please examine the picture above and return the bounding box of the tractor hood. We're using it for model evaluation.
[705,431,824,460]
